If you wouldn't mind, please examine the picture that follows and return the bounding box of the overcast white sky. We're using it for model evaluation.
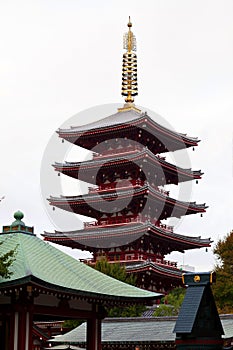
[0,0,233,272]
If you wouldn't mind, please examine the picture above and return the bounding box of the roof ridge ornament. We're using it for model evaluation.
[1,211,35,236]
[118,17,141,113]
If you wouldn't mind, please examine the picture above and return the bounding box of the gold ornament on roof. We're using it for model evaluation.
[118,17,141,113]
[194,275,201,283]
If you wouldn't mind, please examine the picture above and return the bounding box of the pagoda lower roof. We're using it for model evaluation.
[43,221,211,252]
[49,184,207,220]
[58,110,199,153]
[54,148,202,186]
[125,261,183,280]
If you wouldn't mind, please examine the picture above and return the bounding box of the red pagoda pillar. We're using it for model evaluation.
[11,302,33,350]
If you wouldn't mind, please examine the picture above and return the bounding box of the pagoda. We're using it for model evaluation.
[43,18,211,294]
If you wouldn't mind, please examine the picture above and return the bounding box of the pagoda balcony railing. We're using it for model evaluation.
[80,256,178,268]
[93,148,167,162]
[88,181,169,196]
[93,145,144,159]
[156,187,169,196]
[88,179,145,193]
[83,217,174,232]
[106,255,177,268]
[83,216,142,228]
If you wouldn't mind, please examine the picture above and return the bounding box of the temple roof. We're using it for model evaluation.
[54,148,202,186]
[49,184,207,220]
[50,315,233,344]
[58,110,199,153]
[52,317,178,344]
[0,216,160,303]
[43,221,211,252]
[174,272,224,337]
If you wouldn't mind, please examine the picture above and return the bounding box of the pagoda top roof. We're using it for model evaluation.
[0,214,160,303]
[43,221,211,250]
[58,110,199,148]
[62,109,143,133]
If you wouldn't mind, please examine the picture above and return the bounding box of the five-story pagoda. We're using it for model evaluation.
[43,18,211,294]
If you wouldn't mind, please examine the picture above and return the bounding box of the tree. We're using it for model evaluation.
[0,244,16,278]
[212,230,233,313]
[153,287,186,316]
[62,319,83,330]
[93,257,146,317]
[94,257,136,285]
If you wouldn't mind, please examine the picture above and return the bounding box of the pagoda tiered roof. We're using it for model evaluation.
[49,183,207,220]
[43,221,211,253]
[44,18,210,295]
[126,260,183,279]
[58,110,199,153]
[54,148,203,186]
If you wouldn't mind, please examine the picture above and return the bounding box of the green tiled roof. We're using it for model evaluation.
[0,232,160,302]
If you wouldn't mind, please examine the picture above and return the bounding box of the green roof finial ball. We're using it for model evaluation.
[14,211,24,221]
[11,210,25,227]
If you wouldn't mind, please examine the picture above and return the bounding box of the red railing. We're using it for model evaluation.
[88,179,145,193]
[93,146,144,159]
[88,182,169,196]
[80,256,177,268]
[84,217,173,232]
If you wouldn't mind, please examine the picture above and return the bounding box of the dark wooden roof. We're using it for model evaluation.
[174,286,205,333]
[174,284,224,337]
[126,261,183,279]
[58,110,199,153]
[49,184,207,220]
[54,148,203,186]
[43,221,211,252]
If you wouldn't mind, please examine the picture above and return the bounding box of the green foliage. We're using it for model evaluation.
[153,287,186,317]
[94,257,145,317]
[212,230,233,313]
[62,319,84,330]
[166,286,186,311]
[108,304,146,317]
[0,243,16,278]
[153,304,177,317]
[94,257,136,285]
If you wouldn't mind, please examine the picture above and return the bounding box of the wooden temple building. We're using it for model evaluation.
[43,18,211,294]
[0,211,159,350]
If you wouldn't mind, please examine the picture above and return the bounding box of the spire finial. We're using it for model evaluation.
[120,17,139,108]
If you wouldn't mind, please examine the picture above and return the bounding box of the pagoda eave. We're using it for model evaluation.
[53,148,203,186]
[43,222,211,253]
[58,111,199,154]
[48,185,207,220]
[126,261,183,280]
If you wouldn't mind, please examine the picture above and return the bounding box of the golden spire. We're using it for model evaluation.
[118,17,141,113]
